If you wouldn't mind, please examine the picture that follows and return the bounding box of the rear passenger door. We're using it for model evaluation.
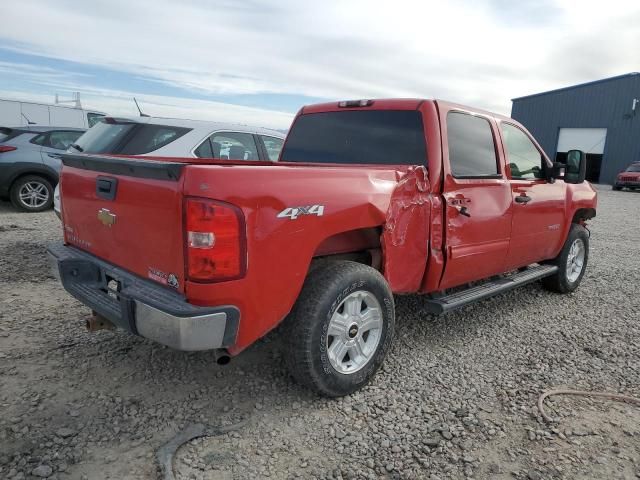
[439,108,513,290]
[499,122,567,269]
[194,132,260,160]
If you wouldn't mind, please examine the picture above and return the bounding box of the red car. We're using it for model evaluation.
[49,99,597,396]
[613,162,640,190]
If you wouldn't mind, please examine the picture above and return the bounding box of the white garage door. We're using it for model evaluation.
[557,128,607,154]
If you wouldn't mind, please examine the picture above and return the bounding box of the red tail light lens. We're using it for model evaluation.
[0,145,17,153]
[185,198,246,282]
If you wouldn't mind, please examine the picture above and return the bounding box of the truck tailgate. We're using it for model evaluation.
[60,154,187,293]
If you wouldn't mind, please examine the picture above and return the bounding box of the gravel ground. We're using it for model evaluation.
[0,185,639,480]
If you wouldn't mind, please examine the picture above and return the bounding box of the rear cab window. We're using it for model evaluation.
[280,110,427,165]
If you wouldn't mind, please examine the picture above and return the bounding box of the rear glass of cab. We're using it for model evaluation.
[280,110,427,165]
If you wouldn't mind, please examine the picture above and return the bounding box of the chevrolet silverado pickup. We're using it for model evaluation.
[49,99,597,397]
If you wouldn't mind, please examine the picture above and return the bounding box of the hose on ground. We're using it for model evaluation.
[156,416,252,480]
[537,389,640,423]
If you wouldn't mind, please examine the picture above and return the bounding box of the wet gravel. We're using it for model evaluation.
[0,186,639,480]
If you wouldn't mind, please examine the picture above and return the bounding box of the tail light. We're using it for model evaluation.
[0,145,17,153]
[184,198,246,282]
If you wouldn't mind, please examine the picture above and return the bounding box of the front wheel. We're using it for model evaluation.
[541,224,589,293]
[612,185,622,191]
[282,261,395,397]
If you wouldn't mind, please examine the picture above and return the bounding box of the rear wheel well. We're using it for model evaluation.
[572,208,596,224]
[310,249,381,273]
[310,227,383,272]
[10,171,58,191]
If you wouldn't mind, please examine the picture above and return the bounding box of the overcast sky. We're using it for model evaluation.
[1,0,639,129]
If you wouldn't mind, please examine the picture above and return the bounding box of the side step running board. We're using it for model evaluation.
[424,264,558,314]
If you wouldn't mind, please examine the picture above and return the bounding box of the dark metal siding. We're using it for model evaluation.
[511,74,640,184]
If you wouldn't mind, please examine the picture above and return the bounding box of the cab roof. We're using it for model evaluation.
[300,98,514,123]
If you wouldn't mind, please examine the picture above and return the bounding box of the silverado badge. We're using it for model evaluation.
[97,208,116,227]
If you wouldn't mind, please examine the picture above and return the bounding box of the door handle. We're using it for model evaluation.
[515,194,532,204]
[48,153,62,159]
[456,205,471,217]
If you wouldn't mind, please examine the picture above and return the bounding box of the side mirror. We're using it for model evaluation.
[564,149,587,184]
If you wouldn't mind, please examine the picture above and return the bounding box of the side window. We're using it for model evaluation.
[260,136,284,161]
[501,123,544,180]
[199,132,259,160]
[447,112,499,177]
[30,133,47,146]
[194,138,213,158]
[47,131,83,150]
[87,113,105,128]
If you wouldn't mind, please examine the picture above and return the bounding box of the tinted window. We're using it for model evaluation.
[194,138,213,158]
[280,110,426,165]
[0,128,25,143]
[626,164,640,172]
[47,131,83,150]
[73,121,135,153]
[73,121,190,155]
[30,133,48,146]
[501,123,544,180]
[260,135,284,161]
[195,132,259,160]
[119,125,190,155]
[447,112,498,177]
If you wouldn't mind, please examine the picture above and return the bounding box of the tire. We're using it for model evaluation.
[541,224,589,293]
[612,185,622,191]
[282,261,395,397]
[10,175,54,212]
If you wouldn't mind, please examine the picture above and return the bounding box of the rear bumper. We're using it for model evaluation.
[47,243,239,351]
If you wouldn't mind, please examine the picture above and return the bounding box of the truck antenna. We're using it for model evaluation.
[133,97,150,117]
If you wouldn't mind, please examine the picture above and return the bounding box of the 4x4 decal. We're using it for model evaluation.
[277,205,325,220]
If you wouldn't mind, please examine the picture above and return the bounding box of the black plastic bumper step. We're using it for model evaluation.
[424,264,558,314]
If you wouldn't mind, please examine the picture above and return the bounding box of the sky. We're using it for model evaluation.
[1,0,639,130]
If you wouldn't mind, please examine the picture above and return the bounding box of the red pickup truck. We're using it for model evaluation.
[49,99,597,396]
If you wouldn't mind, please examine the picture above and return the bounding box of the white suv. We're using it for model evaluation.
[54,116,286,217]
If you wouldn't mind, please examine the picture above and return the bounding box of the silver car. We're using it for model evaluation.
[0,126,85,212]
[54,116,285,218]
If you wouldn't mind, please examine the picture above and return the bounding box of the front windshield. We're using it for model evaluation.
[625,164,640,172]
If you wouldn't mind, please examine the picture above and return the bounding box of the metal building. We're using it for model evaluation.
[511,73,640,184]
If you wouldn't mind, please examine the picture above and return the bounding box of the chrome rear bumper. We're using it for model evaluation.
[47,243,239,351]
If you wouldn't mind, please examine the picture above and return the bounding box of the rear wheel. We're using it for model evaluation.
[283,261,395,397]
[541,224,589,293]
[10,175,54,212]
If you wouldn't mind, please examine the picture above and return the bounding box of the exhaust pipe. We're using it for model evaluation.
[214,350,231,365]
[86,312,115,332]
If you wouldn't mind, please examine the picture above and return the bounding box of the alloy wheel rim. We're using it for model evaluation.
[19,181,49,208]
[566,238,585,283]
[326,290,383,375]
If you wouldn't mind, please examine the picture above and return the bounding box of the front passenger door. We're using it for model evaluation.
[500,122,567,270]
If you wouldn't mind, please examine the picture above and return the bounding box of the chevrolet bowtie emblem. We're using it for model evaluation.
[97,208,116,227]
